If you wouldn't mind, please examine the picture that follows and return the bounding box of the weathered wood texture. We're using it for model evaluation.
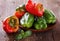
[0,0,60,41]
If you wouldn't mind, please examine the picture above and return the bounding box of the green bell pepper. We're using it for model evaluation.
[23,30,32,38]
[15,30,32,40]
[20,12,34,28]
[43,9,56,24]
[34,17,47,30]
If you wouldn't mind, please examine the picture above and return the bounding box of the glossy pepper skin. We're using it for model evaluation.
[15,30,32,40]
[34,17,47,30]
[15,5,25,18]
[25,0,44,17]
[43,9,56,24]
[3,16,19,33]
[20,12,34,28]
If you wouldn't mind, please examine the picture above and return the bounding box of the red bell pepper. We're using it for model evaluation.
[15,10,25,18]
[15,5,25,18]
[3,16,19,33]
[25,0,44,17]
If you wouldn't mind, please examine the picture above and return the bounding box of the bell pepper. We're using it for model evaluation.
[15,5,25,18]
[20,12,34,28]
[43,9,56,24]
[23,30,32,38]
[15,30,32,40]
[3,16,19,33]
[25,0,44,17]
[34,17,47,30]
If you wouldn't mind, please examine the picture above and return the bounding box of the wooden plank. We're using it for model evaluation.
[52,30,60,41]
[52,21,60,41]
[35,30,54,41]
[5,30,54,41]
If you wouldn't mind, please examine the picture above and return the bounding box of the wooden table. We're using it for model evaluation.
[0,0,60,41]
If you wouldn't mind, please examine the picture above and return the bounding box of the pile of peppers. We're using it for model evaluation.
[3,0,56,34]
[3,0,44,33]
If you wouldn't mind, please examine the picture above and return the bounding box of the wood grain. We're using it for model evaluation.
[0,0,60,41]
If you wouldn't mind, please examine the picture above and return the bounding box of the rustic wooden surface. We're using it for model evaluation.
[0,0,60,41]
